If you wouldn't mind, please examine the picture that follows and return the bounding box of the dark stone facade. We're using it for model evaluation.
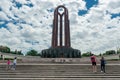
[41,5,81,58]
[41,47,81,58]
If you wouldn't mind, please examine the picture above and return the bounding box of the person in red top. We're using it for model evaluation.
[90,54,97,73]
[6,59,11,70]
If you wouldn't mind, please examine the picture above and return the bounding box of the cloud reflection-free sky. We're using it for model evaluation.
[0,0,120,55]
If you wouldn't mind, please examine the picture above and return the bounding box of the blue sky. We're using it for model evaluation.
[0,0,120,55]
[78,0,98,16]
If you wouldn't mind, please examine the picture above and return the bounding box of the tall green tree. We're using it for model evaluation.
[104,50,116,55]
[27,49,38,56]
[82,52,91,57]
[0,46,10,53]
[117,48,120,54]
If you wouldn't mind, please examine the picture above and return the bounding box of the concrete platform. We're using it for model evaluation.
[0,63,120,80]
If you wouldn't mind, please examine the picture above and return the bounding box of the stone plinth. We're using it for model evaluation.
[41,47,81,58]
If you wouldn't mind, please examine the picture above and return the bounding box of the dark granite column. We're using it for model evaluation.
[60,15,63,47]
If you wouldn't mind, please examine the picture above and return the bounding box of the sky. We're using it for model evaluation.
[0,0,120,55]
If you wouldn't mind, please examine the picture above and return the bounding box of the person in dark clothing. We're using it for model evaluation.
[1,55,3,59]
[100,56,106,73]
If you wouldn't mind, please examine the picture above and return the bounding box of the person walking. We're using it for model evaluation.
[90,54,97,73]
[6,59,11,70]
[100,56,106,73]
[12,57,17,70]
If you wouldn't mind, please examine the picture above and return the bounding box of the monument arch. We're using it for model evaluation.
[41,5,81,58]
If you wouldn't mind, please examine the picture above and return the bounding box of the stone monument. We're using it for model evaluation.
[41,5,81,58]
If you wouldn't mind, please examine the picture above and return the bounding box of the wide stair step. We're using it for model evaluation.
[0,64,120,80]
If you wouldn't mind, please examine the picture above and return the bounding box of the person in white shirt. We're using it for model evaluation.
[12,57,17,70]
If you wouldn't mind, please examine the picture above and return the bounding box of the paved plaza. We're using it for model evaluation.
[0,52,120,80]
[0,62,120,80]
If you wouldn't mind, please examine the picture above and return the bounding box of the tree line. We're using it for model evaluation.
[82,49,120,57]
[0,45,120,57]
[0,45,40,56]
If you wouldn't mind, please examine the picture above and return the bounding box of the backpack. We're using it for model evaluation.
[91,56,95,62]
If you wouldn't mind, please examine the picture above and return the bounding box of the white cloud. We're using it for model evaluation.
[16,0,28,4]
[99,0,120,13]
[0,12,9,20]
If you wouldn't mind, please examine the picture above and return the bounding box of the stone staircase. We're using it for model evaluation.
[0,64,120,80]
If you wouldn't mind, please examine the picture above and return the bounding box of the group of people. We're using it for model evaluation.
[90,54,106,73]
[6,57,17,70]
[1,53,110,73]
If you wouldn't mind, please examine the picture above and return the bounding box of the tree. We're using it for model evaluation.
[26,49,38,56]
[104,50,116,55]
[117,48,120,54]
[0,46,10,53]
[10,50,23,55]
[82,52,91,57]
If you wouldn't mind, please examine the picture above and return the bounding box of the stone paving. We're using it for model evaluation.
[0,52,120,80]
[0,63,120,80]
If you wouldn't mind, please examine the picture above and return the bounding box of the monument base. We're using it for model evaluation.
[41,47,81,58]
